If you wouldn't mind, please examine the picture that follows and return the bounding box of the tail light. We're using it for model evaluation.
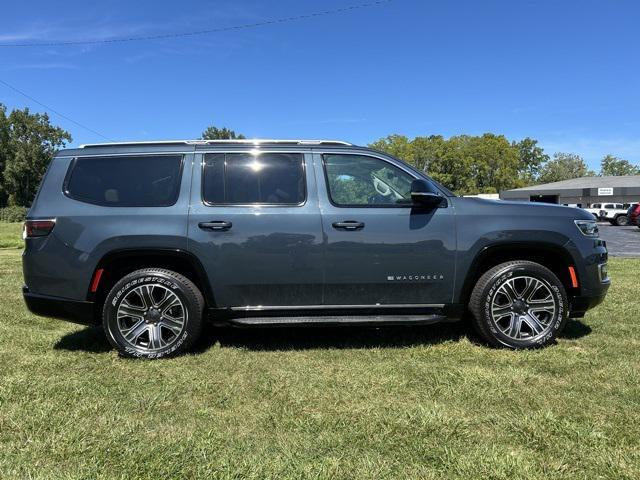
[23,219,56,239]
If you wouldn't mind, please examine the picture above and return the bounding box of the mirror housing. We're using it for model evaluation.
[410,179,445,207]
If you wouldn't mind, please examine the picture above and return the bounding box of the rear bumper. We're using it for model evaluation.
[23,286,97,325]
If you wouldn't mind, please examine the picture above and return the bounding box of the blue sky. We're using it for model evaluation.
[1,0,639,169]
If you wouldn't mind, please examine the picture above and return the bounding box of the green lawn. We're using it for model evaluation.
[0,242,639,478]
[0,222,22,249]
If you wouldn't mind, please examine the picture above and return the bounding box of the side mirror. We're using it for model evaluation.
[410,179,444,207]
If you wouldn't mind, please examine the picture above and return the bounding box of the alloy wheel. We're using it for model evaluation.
[116,284,186,351]
[490,275,557,340]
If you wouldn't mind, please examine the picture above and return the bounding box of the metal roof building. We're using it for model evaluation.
[500,175,640,206]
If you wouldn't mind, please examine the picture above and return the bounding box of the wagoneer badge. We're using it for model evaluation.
[387,274,444,281]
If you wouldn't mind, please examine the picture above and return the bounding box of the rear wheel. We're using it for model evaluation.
[615,215,629,226]
[469,261,568,348]
[103,268,204,358]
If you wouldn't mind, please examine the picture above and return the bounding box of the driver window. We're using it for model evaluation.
[323,154,414,206]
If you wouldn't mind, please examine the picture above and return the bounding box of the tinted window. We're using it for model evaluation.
[203,153,305,205]
[66,155,183,207]
[323,154,414,206]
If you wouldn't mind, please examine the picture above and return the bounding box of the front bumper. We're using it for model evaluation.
[23,286,98,325]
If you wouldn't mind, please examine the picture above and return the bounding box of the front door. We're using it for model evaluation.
[188,150,324,308]
[314,151,456,306]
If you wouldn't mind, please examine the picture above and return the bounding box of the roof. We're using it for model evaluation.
[79,139,354,148]
[505,175,640,192]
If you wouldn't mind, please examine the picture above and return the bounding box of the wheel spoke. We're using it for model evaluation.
[529,297,555,310]
[160,316,183,335]
[499,280,518,302]
[138,285,155,309]
[118,302,146,319]
[122,320,148,344]
[505,314,521,338]
[158,293,180,315]
[522,312,545,335]
[148,324,165,350]
[521,278,541,302]
[492,304,513,319]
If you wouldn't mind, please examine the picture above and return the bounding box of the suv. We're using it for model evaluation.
[598,203,633,226]
[22,140,610,358]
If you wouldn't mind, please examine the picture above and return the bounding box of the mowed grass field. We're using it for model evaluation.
[0,223,639,479]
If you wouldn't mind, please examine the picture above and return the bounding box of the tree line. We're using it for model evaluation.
[1,103,639,207]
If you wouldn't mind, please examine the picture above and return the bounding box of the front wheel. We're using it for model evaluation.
[469,261,568,349]
[103,268,204,358]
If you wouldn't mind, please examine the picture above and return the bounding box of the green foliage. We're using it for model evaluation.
[0,206,27,223]
[370,133,525,195]
[600,154,640,176]
[538,152,595,184]
[513,137,549,181]
[201,125,246,140]
[0,222,22,248]
[0,104,71,207]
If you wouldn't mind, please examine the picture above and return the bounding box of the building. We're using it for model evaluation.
[500,175,640,207]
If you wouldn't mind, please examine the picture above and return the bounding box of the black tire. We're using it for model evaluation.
[103,268,204,359]
[469,261,568,349]
[615,215,629,226]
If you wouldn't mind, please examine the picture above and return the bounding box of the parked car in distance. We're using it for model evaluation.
[599,203,634,226]
[628,203,640,227]
[22,139,610,358]
[583,203,604,219]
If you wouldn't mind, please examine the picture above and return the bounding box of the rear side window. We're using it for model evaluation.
[203,152,305,205]
[65,155,183,207]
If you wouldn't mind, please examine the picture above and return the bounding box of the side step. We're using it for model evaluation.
[228,314,448,327]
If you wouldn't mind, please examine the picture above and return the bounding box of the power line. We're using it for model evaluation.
[0,78,114,141]
[0,1,392,47]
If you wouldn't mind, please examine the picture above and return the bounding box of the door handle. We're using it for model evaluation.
[332,221,365,231]
[198,221,232,231]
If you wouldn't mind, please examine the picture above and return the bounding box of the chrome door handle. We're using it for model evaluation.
[198,221,232,231]
[332,221,365,231]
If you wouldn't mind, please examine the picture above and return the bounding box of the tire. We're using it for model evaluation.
[615,215,629,226]
[469,261,568,349]
[103,268,204,359]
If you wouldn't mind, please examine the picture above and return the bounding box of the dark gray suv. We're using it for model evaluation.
[22,139,610,358]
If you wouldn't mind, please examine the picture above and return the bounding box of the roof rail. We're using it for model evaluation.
[79,139,354,148]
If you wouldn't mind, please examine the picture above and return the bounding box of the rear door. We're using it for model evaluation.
[187,149,324,308]
[313,150,456,306]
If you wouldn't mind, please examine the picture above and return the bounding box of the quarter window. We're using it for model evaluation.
[65,155,183,207]
[323,154,414,207]
[203,152,305,205]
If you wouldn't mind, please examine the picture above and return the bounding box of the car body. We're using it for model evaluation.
[22,139,610,357]
[598,203,635,226]
[628,203,640,227]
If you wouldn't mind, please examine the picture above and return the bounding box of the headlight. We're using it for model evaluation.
[575,220,599,237]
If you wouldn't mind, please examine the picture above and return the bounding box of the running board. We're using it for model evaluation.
[228,314,449,327]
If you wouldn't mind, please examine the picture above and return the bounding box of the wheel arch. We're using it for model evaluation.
[460,242,579,307]
[88,248,215,312]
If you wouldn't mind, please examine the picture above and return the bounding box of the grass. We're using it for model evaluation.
[0,224,638,478]
[0,222,22,249]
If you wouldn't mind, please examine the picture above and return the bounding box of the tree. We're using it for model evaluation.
[201,125,245,140]
[538,152,595,184]
[369,133,524,195]
[0,104,71,207]
[513,137,549,182]
[599,154,640,176]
